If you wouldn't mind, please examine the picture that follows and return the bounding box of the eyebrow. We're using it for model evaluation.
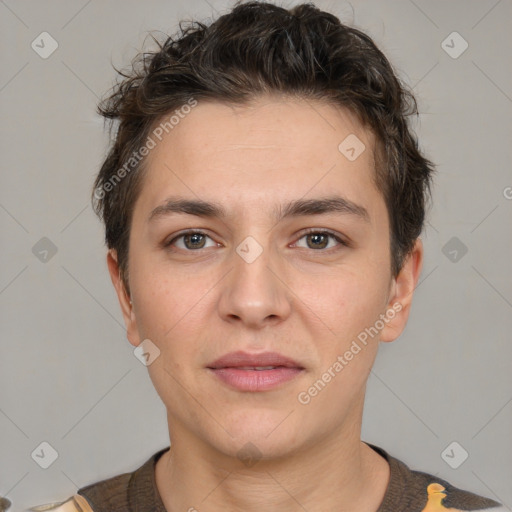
[148,195,370,223]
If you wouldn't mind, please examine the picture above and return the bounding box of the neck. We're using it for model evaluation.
[156,412,389,512]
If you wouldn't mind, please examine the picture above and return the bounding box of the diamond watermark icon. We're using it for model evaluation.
[134,338,161,366]
[31,32,59,59]
[338,134,366,161]
[441,32,468,59]
[442,236,468,263]
[441,441,468,469]
[236,236,263,264]
[32,237,58,263]
[31,441,59,469]
[237,442,262,468]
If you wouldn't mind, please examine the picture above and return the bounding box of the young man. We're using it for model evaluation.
[31,1,505,511]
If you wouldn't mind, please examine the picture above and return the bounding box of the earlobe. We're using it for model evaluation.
[380,239,424,343]
[106,249,141,347]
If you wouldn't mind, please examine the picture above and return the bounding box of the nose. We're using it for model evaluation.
[217,238,292,329]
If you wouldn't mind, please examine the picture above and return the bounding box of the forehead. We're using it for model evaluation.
[136,96,381,219]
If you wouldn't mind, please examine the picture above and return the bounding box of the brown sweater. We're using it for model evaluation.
[71,443,502,512]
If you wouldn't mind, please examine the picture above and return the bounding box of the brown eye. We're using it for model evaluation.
[294,230,346,251]
[183,233,207,249]
[166,231,217,251]
[305,233,329,249]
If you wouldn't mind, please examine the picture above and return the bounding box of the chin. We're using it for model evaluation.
[212,433,302,465]
[204,408,307,461]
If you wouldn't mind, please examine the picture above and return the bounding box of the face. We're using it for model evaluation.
[108,95,422,461]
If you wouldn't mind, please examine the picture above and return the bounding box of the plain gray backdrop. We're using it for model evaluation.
[1,0,511,510]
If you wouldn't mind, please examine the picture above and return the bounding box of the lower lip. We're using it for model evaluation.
[209,367,303,391]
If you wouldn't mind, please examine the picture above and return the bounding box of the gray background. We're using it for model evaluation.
[1,0,511,510]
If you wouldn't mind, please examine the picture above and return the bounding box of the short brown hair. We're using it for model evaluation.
[92,0,434,292]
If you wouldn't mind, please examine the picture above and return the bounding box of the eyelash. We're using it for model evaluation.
[164,228,348,252]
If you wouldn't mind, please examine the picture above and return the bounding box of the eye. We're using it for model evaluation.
[293,230,346,250]
[165,230,218,251]
[164,229,347,252]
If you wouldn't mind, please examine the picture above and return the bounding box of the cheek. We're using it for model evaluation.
[129,249,213,339]
[296,263,390,339]
[133,275,175,339]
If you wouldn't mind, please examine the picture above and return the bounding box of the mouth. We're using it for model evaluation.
[207,351,305,392]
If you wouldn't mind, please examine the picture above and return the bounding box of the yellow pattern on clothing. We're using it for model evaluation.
[421,483,462,511]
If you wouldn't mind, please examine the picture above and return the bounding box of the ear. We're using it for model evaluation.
[106,249,141,347]
[380,238,423,343]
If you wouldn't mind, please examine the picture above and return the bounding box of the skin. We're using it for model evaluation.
[108,95,423,511]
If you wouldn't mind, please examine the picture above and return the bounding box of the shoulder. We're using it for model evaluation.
[26,472,130,512]
[26,472,131,512]
[25,494,94,512]
[367,443,505,512]
[27,447,169,512]
[75,470,132,511]
[413,478,506,512]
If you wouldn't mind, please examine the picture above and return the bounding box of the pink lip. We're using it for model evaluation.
[207,351,304,392]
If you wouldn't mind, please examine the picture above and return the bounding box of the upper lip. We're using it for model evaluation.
[207,351,303,369]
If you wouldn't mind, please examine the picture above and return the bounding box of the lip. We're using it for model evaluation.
[207,351,304,392]
[208,351,302,369]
